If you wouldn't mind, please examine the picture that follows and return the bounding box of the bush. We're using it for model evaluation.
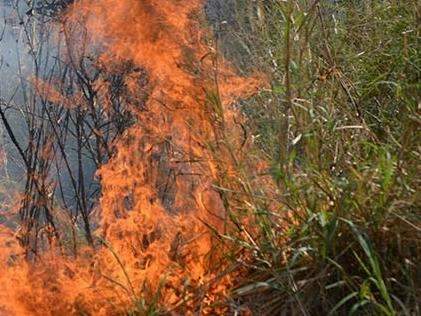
[217,1,420,314]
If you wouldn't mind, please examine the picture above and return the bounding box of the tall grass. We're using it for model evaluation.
[214,0,420,314]
[125,1,419,314]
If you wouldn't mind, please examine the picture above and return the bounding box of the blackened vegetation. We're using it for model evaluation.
[106,62,150,114]
[0,29,148,255]
[151,138,177,214]
[34,0,74,18]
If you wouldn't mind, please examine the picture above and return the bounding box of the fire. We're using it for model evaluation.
[0,0,262,314]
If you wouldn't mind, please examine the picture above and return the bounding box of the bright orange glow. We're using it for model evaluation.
[0,1,262,314]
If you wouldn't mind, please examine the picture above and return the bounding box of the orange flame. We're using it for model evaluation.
[0,0,263,314]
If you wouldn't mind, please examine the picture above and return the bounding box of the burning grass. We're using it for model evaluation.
[0,0,419,315]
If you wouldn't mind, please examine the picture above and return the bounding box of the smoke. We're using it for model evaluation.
[0,0,100,224]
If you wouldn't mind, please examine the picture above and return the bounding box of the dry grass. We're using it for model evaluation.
[203,0,421,315]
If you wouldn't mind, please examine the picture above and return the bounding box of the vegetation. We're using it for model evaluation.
[0,0,418,315]
[210,0,420,314]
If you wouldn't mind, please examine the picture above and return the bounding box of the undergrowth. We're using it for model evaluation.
[213,0,420,315]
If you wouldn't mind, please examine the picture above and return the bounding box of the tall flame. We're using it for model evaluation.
[0,0,261,314]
